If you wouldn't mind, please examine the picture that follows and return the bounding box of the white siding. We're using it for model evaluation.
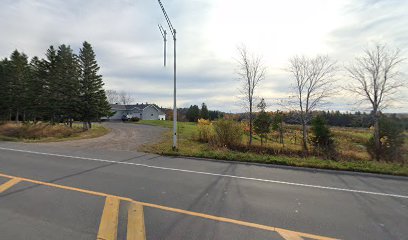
[142,106,159,120]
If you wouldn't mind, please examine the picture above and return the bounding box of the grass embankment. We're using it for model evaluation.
[138,120,408,176]
[0,122,109,142]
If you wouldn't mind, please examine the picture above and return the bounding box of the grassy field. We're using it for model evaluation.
[138,120,408,176]
[0,122,109,142]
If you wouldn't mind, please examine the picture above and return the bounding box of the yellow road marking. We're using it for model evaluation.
[277,229,304,240]
[0,178,21,193]
[0,172,338,240]
[127,203,146,240]
[135,200,335,240]
[97,196,120,240]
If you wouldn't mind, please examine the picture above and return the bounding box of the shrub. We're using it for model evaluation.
[0,122,79,139]
[213,119,243,148]
[310,115,336,159]
[197,118,213,142]
[367,116,405,162]
[129,117,140,122]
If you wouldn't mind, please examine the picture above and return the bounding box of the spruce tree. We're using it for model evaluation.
[253,99,271,146]
[54,44,80,126]
[44,46,60,123]
[186,105,200,122]
[200,103,209,120]
[78,41,110,129]
[310,115,336,159]
[28,57,48,122]
[0,59,11,120]
[8,50,30,122]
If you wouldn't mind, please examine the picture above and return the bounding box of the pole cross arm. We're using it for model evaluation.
[158,24,167,67]
[158,24,167,39]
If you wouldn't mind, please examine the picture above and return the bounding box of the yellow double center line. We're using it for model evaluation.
[97,197,120,240]
[97,197,146,240]
[127,202,146,240]
[0,172,338,240]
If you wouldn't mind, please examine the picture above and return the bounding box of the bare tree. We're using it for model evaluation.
[119,91,134,105]
[346,45,405,159]
[105,89,119,104]
[287,55,337,151]
[237,45,266,145]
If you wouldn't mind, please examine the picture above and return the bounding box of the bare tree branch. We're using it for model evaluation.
[119,91,134,105]
[345,44,406,159]
[105,89,119,104]
[236,45,266,145]
[286,55,338,151]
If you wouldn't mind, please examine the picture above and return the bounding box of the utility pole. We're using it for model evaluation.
[157,0,177,150]
[158,24,167,66]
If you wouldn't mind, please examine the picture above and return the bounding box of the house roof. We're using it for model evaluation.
[110,103,165,115]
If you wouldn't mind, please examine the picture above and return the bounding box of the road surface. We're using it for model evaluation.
[0,122,407,240]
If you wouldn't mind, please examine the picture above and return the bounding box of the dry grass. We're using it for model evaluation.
[138,120,408,176]
[0,122,109,142]
[239,124,373,160]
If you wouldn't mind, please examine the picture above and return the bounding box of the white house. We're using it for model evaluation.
[108,103,166,120]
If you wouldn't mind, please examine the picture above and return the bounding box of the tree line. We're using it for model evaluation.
[185,103,224,122]
[0,42,110,129]
[282,111,408,130]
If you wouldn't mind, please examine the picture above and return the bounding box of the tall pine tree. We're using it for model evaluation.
[44,46,60,123]
[0,58,12,120]
[78,41,110,129]
[28,56,48,121]
[200,103,209,120]
[54,44,80,126]
[8,50,30,122]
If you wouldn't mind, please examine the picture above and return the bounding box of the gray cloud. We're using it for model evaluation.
[1,0,407,112]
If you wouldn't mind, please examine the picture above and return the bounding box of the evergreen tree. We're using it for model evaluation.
[78,41,110,129]
[44,46,60,123]
[253,99,271,146]
[310,115,336,159]
[209,110,224,120]
[367,115,405,162]
[54,44,80,126]
[0,59,10,120]
[186,105,200,122]
[8,50,30,122]
[28,57,48,122]
[0,43,110,125]
[200,102,209,120]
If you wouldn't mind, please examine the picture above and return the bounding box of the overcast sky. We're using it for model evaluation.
[1,0,407,112]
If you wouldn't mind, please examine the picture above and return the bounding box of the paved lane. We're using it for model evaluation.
[1,144,407,239]
[0,123,407,239]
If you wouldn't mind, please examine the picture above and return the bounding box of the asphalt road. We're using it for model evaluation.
[0,123,407,240]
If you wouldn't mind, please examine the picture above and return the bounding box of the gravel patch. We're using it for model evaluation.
[36,122,166,151]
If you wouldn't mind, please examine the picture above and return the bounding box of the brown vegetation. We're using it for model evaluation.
[0,122,108,141]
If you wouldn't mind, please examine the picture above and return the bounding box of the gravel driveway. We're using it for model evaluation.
[38,122,166,151]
